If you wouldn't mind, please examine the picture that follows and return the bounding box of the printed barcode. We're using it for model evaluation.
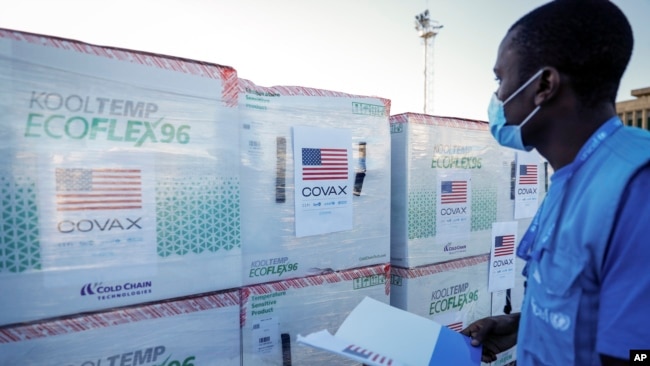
[259,336,271,344]
[253,324,260,330]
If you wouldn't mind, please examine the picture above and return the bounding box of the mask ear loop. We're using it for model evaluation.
[503,69,545,105]
[518,105,541,130]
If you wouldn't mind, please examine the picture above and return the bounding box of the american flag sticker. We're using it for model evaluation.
[519,164,538,185]
[447,321,464,332]
[494,234,515,257]
[302,148,348,181]
[55,168,142,211]
[440,180,467,204]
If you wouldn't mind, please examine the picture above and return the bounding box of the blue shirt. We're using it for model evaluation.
[517,119,650,365]
[597,162,650,358]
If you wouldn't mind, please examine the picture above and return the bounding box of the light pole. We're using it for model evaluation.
[415,9,443,115]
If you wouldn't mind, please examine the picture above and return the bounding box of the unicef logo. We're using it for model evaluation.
[550,312,571,331]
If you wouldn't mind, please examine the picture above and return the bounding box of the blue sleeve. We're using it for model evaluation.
[597,163,650,359]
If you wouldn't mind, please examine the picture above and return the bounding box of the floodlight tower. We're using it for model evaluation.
[415,9,443,115]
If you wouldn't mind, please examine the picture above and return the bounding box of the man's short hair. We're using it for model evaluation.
[509,0,633,107]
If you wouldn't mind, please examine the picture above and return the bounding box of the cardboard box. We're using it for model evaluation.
[0,29,241,325]
[0,289,241,365]
[390,255,492,331]
[239,79,392,286]
[241,264,390,365]
[390,113,514,267]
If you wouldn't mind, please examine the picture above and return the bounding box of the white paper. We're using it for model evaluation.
[514,151,541,219]
[436,170,472,245]
[292,126,353,237]
[297,297,481,366]
[489,221,518,292]
[298,329,405,366]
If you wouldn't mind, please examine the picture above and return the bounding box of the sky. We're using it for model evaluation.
[1,0,648,121]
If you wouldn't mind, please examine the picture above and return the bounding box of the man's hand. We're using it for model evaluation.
[460,313,520,363]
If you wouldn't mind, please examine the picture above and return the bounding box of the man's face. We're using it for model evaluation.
[493,28,536,127]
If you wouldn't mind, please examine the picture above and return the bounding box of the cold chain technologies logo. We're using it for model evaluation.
[80,280,153,301]
[443,242,467,254]
[67,345,197,366]
[24,92,192,147]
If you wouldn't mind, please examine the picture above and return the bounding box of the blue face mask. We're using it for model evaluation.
[488,69,544,151]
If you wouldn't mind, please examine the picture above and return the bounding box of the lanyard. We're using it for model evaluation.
[516,117,623,263]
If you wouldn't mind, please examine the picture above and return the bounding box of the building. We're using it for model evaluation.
[616,87,650,130]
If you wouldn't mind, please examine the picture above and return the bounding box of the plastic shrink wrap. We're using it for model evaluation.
[390,112,549,366]
[239,79,391,286]
[0,28,241,326]
[241,263,390,365]
[0,289,241,366]
[390,113,514,268]
[390,254,491,333]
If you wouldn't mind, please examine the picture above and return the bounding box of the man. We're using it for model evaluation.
[461,0,650,365]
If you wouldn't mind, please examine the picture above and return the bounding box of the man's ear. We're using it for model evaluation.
[534,67,561,106]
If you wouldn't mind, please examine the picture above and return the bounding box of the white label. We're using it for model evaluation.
[251,316,281,356]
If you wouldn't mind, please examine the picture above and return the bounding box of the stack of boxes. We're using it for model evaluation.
[389,113,547,365]
[488,153,549,366]
[0,29,242,364]
[1,28,549,365]
[0,29,394,366]
[238,79,393,364]
[389,113,504,331]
